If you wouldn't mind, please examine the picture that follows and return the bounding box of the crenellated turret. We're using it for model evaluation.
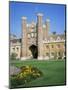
[45,18,50,38]
[37,13,43,60]
[21,17,28,59]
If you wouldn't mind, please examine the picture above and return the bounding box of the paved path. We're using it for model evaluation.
[9,66,21,75]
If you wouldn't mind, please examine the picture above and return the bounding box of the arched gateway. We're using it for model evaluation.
[21,13,46,60]
[29,45,38,59]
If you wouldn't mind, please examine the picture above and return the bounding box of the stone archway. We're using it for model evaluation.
[29,45,38,59]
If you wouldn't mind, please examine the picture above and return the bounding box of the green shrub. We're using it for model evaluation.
[10,53,17,60]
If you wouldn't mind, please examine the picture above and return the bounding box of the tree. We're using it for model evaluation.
[10,53,17,60]
[52,31,56,35]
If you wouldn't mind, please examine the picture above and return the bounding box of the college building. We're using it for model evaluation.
[10,13,65,60]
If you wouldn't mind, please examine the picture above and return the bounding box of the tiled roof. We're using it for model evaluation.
[10,38,21,43]
[44,34,65,41]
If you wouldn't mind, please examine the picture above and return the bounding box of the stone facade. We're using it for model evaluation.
[10,13,65,60]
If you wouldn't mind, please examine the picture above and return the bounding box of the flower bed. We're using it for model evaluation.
[10,65,43,88]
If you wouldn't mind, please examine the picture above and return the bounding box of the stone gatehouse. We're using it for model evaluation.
[10,13,65,60]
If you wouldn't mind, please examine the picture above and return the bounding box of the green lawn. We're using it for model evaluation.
[10,59,66,88]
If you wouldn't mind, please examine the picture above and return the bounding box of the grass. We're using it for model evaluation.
[10,59,66,88]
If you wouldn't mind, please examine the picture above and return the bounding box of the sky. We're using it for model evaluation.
[9,1,66,38]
